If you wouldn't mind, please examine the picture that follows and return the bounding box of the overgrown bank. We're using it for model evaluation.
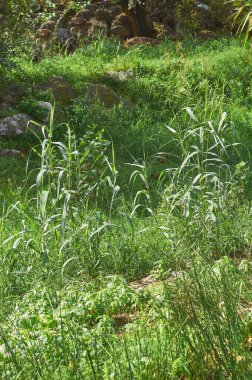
[0,38,252,379]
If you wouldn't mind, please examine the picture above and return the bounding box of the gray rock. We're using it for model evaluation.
[55,28,72,45]
[0,114,33,137]
[107,70,134,81]
[0,102,12,113]
[0,149,24,158]
[0,84,27,106]
[88,17,108,37]
[85,84,122,108]
[36,101,66,124]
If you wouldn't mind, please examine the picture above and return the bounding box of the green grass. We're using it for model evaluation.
[0,37,252,379]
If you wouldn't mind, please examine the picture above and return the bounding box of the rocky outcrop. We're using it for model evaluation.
[0,84,27,106]
[123,37,161,48]
[111,14,132,38]
[35,3,157,54]
[85,84,123,109]
[0,149,25,158]
[39,76,76,106]
[0,114,33,137]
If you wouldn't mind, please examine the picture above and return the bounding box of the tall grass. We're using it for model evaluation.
[0,104,251,378]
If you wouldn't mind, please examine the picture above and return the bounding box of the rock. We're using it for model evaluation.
[154,22,177,40]
[36,29,52,39]
[70,27,89,41]
[40,20,56,31]
[111,13,132,38]
[109,6,121,18]
[75,8,93,20]
[55,27,72,45]
[95,8,114,24]
[84,4,97,14]
[39,76,76,106]
[0,0,6,12]
[56,8,76,29]
[85,84,122,108]
[0,84,27,106]
[0,103,12,114]
[36,101,66,124]
[197,2,211,11]
[0,149,25,158]
[69,17,87,27]
[0,114,34,137]
[107,70,134,81]
[124,37,161,48]
[88,18,108,37]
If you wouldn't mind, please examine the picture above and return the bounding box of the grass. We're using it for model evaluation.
[0,37,252,378]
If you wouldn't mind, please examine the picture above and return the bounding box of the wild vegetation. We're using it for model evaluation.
[1,1,252,379]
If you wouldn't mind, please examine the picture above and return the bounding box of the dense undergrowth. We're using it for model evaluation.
[0,38,252,379]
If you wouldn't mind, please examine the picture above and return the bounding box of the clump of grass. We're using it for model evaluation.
[1,39,252,379]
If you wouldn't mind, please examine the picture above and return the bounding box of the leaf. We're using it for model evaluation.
[184,107,199,122]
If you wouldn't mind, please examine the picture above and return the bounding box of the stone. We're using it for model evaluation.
[36,101,66,124]
[107,70,134,81]
[70,27,89,41]
[0,149,25,158]
[85,84,122,108]
[75,8,94,20]
[109,6,121,18]
[84,4,97,14]
[36,29,52,39]
[88,18,108,37]
[124,37,161,48]
[111,13,132,38]
[39,76,76,106]
[0,114,34,137]
[0,84,27,106]
[0,102,12,114]
[95,8,114,24]
[55,27,72,45]
[40,20,56,31]
[56,8,76,29]
[69,17,87,27]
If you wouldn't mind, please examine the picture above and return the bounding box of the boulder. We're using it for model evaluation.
[39,76,76,106]
[55,27,72,45]
[107,70,134,81]
[56,8,76,29]
[0,149,25,158]
[40,20,56,31]
[0,114,34,137]
[124,37,161,48]
[85,84,122,108]
[0,84,27,106]
[95,8,114,24]
[88,18,108,37]
[36,29,52,39]
[75,8,93,20]
[111,14,132,38]
[0,103,11,114]
[69,17,87,27]
[109,6,121,18]
[36,101,66,124]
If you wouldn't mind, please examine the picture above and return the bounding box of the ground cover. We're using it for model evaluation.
[0,38,252,379]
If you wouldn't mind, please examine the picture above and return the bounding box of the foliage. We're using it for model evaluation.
[230,0,252,42]
[0,39,252,378]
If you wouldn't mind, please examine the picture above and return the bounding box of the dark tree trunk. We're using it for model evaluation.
[121,0,154,37]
